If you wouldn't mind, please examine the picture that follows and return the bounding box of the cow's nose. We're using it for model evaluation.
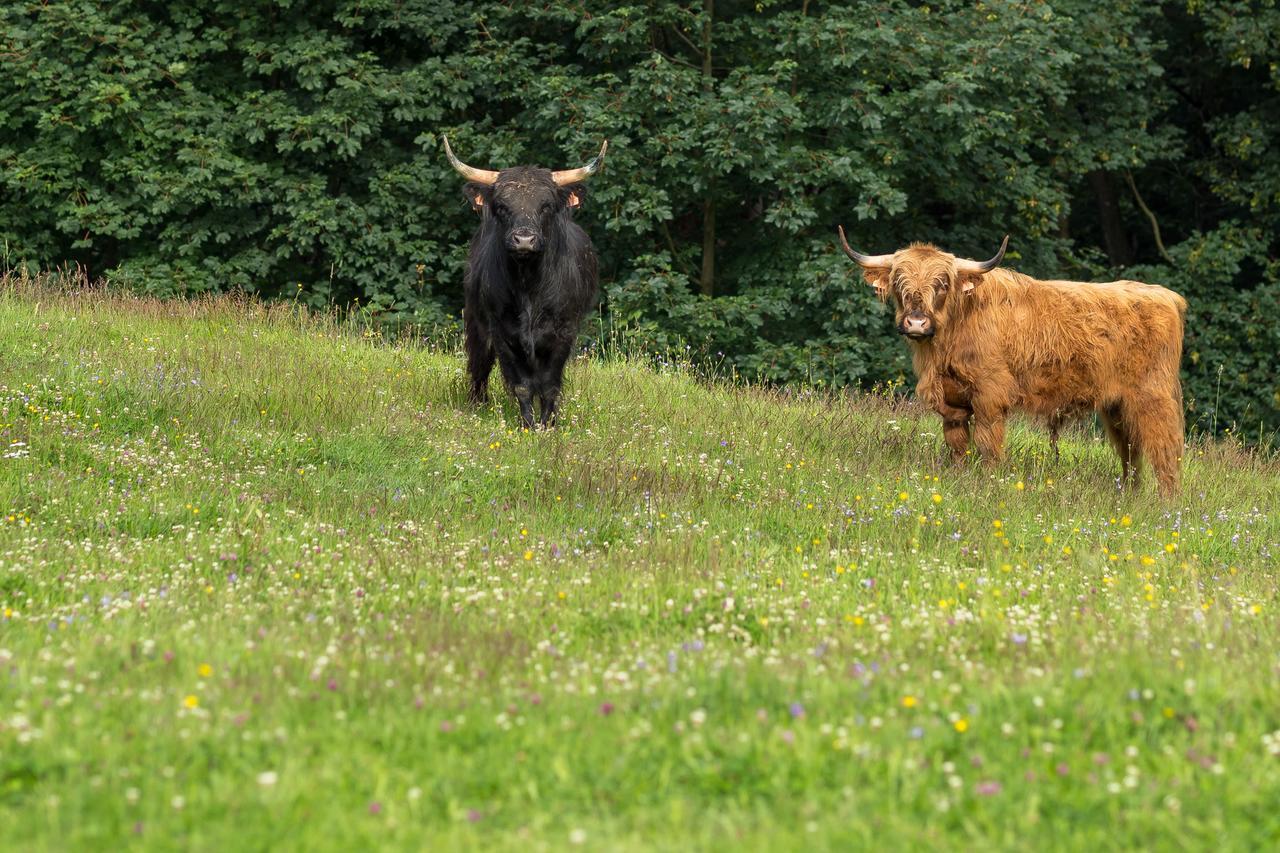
[901,314,934,338]
[510,230,540,253]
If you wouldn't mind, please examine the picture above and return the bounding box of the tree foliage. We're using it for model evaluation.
[2,0,1277,433]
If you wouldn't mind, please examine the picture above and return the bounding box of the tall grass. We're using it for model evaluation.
[1,272,1278,849]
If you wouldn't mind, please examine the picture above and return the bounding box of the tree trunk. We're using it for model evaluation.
[1087,169,1133,266]
[700,186,716,296]
[790,0,809,99]
[699,0,716,297]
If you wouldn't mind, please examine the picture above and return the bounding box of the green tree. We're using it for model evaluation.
[1,0,1277,432]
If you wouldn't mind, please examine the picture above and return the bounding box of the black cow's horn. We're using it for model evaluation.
[551,141,609,186]
[443,136,500,185]
[955,235,1010,273]
[836,226,893,267]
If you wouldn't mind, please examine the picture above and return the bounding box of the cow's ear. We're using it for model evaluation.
[560,183,587,210]
[464,182,491,214]
[957,272,986,294]
[862,269,890,299]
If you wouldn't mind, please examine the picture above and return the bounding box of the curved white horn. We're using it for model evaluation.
[443,136,499,185]
[954,235,1010,273]
[836,226,894,267]
[551,140,609,186]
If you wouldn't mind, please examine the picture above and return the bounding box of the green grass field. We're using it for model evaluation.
[2,275,1278,850]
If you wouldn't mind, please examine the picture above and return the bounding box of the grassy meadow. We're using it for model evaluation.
[2,275,1279,850]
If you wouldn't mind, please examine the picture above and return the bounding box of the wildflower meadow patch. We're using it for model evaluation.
[1,277,1278,849]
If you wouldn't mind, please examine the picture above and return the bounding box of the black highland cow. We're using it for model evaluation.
[445,137,606,429]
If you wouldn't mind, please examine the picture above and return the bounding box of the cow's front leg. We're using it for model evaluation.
[934,377,973,463]
[534,335,576,428]
[512,386,536,429]
[493,339,538,429]
[538,386,561,428]
[971,396,1009,464]
[940,412,972,462]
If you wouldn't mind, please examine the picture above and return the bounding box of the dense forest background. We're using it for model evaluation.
[2,1,1278,435]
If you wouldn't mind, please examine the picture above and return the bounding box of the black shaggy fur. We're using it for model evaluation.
[462,166,598,428]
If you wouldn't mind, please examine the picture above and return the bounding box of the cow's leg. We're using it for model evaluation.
[464,312,496,406]
[537,387,561,429]
[942,417,972,462]
[934,377,972,462]
[937,407,972,462]
[970,396,1009,464]
[535,335,576,428]
[493,339,537,429]
[1128,394,1183,497]
[1048,416,1062,464]
[1100,404,1139,488]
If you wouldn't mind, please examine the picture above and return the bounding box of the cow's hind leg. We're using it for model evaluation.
[1048,415,1063,464]
[1100,404,1139,488]
[1127,393,1183,497]
[465,313,496,406]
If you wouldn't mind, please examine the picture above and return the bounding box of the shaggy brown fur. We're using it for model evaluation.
[856,243,1187,495]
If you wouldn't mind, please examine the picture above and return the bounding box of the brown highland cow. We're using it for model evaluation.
[837,229,1187,495]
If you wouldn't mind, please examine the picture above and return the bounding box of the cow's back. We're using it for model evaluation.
[944,271,1185,414]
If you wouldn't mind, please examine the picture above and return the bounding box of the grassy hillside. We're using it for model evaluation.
[2,275,1278,850]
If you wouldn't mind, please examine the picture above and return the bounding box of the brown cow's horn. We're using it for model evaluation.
[836,226,893,267]
[443,136,499,185]
[551,140,609,186]
[956,235,1010,273]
